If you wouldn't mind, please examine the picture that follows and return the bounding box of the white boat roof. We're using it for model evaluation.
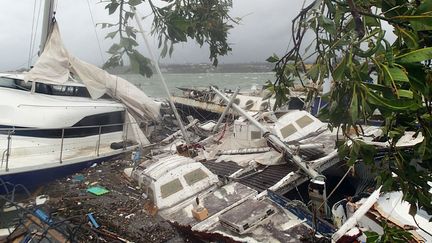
[144,155,196,180]
[274,110,326,142]
[0,72,86,87]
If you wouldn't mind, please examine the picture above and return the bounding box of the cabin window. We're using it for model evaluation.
[245,100,254,110]
[160,178,184,199]
[35,83,91,97]
[250,131,261,139]
[147,187,155,202]
[295,115,314,128]
[260,102,269,111]
[280,124,297,138]
[0,77,32,91]
[233,98,240,105]
[184,168,209,186]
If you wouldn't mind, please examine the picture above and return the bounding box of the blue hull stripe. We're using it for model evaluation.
[0,154,119,193]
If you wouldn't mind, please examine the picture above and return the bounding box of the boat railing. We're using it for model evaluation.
[0,121,141,172]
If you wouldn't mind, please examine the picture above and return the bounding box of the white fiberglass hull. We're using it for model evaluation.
[0,132,136,189]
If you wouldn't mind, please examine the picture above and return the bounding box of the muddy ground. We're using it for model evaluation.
[41,155,188,243]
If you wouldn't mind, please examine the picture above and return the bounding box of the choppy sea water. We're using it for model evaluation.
[121,72,276,98]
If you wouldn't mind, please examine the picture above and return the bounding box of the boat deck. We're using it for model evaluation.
[202,161,297,193]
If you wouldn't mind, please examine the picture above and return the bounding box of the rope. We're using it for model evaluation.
[86,0,105,64]
[318,166,353,211]
[216,123,227,142]
[28,0,43,68]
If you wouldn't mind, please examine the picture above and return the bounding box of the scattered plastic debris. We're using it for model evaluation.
[87,213,100,228]
[71,174,85,182]
[87,186,110,196]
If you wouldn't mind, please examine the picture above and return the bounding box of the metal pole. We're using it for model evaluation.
[211,86,319,178]
[133,10,190,143]
[123,123,129,151]
[5,131,12,172]
[39,0,55,54]
[213,87,240,133]
[59,128,64,163]
[97,126,102,156]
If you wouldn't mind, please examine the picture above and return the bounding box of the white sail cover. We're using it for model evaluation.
[24,22,160,121]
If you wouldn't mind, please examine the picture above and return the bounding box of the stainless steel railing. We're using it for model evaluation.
[0,121,142,172]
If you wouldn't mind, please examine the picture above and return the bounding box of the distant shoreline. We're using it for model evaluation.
[111,62,275,74]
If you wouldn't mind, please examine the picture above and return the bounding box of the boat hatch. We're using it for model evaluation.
[144,157,219,209]
[274,110,325,142]
[219,198,276,234]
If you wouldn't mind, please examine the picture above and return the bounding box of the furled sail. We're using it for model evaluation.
[24,22,160,122]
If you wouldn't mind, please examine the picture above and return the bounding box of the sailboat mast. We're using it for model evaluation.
[39,0,55,55]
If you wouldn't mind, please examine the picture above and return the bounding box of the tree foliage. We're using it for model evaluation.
[269,0,432,217]
[99,0,236,76]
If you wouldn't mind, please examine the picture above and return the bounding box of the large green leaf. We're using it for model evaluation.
[350,90,358,122]
[396,89,413,98]
[395,26,418,49]
[105,2,119,15]
[392,15,432,21]
[318,16,336,35]
[396,47,432,63]
[367,90,419,111]
[393,15,432,31]
[386,66,409,82]
[381,0,409,18]
[416,0,432,14]
[333,55,348,81]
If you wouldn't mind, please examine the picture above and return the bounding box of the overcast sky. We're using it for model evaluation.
[0,0,308,71]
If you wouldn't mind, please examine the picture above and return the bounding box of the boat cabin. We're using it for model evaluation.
[133,155,219,209]
[0,73,100,98]
[273,110,326,142]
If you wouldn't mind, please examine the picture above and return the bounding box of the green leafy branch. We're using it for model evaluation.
[149,0,238,66]
[100,0,237,76]
[267,0,432,230]
[100,0,152,77]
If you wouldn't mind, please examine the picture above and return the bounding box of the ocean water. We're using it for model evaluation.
[121,72,276,98]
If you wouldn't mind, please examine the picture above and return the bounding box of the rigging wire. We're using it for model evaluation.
[28,0,38,68]
[86,0,105,64]
[13,54,39,71]
[29,0,43,65]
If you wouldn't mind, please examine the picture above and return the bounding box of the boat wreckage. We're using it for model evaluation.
[2,79,430,242]
[172,84,326,121]
[121,86,429,242]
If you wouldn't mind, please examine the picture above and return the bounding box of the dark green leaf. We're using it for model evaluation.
[128,0,142,6]
[333,55,347,81]
[350,90,358,122]
[266,54,279,63]
[396,47,432,63]
[367,90,420,111]
[105,30,118,39]
[365,231,379,243]
[107,43,121,54]
[106,2,119,15]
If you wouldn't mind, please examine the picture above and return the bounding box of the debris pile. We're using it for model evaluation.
[41,157,182,242]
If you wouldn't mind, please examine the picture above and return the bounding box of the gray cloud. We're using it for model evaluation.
[0,0,307,71]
